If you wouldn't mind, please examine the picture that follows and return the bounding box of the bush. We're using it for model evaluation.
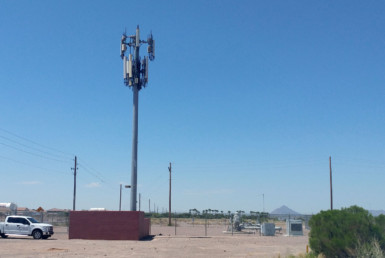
[309,206,385,257]
[356,238,384,258]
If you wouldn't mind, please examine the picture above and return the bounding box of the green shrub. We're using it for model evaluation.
[309,206,385,257]
[356,238,384,258]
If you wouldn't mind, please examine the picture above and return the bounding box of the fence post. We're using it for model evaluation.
[174,218,177,235]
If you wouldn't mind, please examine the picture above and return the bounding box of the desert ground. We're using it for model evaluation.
[0,219,309,257]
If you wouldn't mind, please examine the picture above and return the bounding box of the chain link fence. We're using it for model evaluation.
[0,211,312,237]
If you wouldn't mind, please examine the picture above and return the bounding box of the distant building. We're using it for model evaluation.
[0,203,18,215]
[47,208,69,214]
[16,207,30,216]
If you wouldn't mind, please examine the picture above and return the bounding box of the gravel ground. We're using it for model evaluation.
[0,222,309,257]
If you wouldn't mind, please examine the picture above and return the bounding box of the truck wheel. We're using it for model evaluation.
[0,233,8,238]
[32,230,43,239]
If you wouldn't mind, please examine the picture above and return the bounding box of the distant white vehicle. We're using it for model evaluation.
[0,216,54,239]
[89,208,106,211]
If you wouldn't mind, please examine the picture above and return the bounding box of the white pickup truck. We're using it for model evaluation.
[0,216,54,239]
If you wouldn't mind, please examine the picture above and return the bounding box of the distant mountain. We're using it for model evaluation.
[270,205,300,215]
[370,210,385,217]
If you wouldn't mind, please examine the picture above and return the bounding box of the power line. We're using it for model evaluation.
[0,127,74,158]
[0,127,135,196]
[0,134,71,161]
[77,164,106,183]
[0,142,70,163]
[0,154,69,175]
[77,158,105,180]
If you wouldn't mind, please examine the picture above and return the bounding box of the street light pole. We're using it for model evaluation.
[119,184,131,211]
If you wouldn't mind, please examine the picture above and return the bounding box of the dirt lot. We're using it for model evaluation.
[0,221,309,257]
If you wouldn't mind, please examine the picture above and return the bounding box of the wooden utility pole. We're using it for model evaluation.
[72,156,77,211]
[168,162,172,226]
[329,156,333,210]
[149,199,150,213]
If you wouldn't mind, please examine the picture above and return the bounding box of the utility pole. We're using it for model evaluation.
[119,184,122,211]
[120,26,155,211]
[168,162,172,226]
[72,156,77,211]
[262,193,265,213]
[139,193,141,211]
[149,199,151,213]
[329,156,333,210]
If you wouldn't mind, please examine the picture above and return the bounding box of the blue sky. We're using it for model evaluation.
[0,1,384,214]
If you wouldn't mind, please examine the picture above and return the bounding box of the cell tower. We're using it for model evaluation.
[120,25,155,211]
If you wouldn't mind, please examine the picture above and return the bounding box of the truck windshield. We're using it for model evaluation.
[27,217,39,223]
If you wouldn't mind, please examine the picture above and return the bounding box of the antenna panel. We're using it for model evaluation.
[123,56,127,79]
[121,43,126,52]
[128,54,133,78]
[120,37,127,59]
[126,59,130,77]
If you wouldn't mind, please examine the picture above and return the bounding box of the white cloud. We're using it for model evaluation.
[85,182,101,188]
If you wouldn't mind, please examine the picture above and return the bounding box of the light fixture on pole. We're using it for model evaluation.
[120,26,155,211]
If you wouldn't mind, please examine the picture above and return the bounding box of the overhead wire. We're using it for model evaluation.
[0,141,70,163]
[0,134,71,161]
[77,158,106,180]
[77,164,106,183]
[0,127,74,159]
[0,154,69,175]
[0,131,73,177]
[0,127,113,185]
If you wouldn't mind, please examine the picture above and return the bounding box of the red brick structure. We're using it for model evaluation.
[69,211,150,240]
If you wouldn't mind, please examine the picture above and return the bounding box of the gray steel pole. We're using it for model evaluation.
[121,26,154,212]
[139,193,141,211]
[130,75,139,211]
[130,27,140,211]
